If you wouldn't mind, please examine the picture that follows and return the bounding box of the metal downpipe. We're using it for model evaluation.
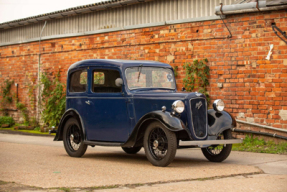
[37,21,47,123]
[236,119,287,134]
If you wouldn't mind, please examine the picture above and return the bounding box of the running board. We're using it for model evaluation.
[179,139,242,147]
[84,140,123,146]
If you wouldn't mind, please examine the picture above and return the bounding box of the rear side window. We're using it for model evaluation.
[93,69,121,93]
[69,70,87,92]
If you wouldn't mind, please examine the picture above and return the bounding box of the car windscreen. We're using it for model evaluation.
[125,67,176,90]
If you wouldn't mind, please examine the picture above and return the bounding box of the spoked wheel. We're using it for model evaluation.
[122,147,142,154]
[63,118,87,157]
[201,129,232,162]
[144,122,177,167]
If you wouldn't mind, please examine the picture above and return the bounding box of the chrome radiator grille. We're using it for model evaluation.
[190,98,207,138]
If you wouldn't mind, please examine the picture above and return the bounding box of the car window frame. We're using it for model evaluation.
[90,67,124,95]
[124,66,176,91]
[68,68,88,94]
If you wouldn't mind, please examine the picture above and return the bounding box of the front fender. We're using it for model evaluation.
[208,109,236,136]
[122,110,187,147]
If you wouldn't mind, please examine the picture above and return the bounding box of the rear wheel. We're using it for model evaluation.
[144,121,177,167]
[63,118,87,157]
[122,147,142,154]
[201,129,232,162]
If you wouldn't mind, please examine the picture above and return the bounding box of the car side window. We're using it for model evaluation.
[93,69,121,93]
[69,70,87,92]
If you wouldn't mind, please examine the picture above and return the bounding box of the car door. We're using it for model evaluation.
[66,68,89,129]
[84,67,130,142]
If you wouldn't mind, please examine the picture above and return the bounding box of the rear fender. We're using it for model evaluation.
[122,110,188,148]
[207,109,236,136]
[54,109,85,141]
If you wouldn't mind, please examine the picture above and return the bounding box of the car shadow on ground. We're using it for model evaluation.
[70,151,217,168]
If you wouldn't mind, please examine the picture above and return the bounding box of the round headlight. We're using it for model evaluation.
[172,100,185,113]
[213,99,224,112]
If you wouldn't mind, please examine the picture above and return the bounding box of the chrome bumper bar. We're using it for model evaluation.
[179,139,243,147]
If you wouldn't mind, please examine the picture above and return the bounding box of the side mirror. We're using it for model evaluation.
[181,87,186,92]
[115,78,123,87]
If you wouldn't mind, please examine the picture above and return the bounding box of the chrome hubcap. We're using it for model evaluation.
[153,140,159,149]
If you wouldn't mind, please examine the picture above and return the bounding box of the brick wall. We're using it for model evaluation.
[0,10,287,132]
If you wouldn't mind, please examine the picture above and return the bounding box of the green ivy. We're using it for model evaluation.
[16,102,29,125]
[26,73,37,110]
[40,72,66,127]
[1,79,14,103]
[0,79,14,116]
[183,58,210,104]
[173,66,178,77]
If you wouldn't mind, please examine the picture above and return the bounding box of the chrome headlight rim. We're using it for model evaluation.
[213,99,225,112]
[172,100,185,114]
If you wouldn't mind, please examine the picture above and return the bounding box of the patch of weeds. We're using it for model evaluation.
[58,187,71,192]
[0,180,8,185]
[92,185,120,190]
[232,134,287,154]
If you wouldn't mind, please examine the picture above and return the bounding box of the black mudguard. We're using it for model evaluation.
[122,110,187,147]
[54,109,85,141]
[207,109,236,136]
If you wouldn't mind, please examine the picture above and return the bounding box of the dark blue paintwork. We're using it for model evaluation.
[54,59,236,145]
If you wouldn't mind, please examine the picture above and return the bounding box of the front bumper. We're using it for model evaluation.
[179,139,242,148]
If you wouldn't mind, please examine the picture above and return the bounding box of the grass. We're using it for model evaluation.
[232,135,287,155]
[0,125,55,136]
[58,187,71,192]
[0,181,8,185]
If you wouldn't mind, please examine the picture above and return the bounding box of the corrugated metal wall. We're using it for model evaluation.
[0,0,235,45]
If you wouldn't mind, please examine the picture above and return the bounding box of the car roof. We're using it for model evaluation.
[68,59,172,71]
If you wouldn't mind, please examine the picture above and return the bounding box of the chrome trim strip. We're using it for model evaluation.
[179,139,243,147]
[189,97,208,139]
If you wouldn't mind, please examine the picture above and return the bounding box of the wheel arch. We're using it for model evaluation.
[122,111,186,148]
[54,109,85,141]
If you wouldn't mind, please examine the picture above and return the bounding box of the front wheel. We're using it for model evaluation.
[201,129,232,162]
[63,118,87,157]
[143,121,177,167]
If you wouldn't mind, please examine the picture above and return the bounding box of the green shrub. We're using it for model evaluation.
[0,116,15,126]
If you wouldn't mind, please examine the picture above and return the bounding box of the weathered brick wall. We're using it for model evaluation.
[0,10,287,131]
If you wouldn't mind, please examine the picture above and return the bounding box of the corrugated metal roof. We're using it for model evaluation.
[0,0,236,46]
[0,0,154,29]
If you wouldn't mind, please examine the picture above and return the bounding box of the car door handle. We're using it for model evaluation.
[85,100,91,105]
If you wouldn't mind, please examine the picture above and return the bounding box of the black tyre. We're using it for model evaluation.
[143,121,177,167]
[201,129,232,162]
[122,147,142,154]
[63,118,87,157]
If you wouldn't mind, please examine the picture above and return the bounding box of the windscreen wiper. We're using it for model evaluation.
[137,64,143,82]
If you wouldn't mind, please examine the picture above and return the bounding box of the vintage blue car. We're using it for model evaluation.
[54,59,242,167]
